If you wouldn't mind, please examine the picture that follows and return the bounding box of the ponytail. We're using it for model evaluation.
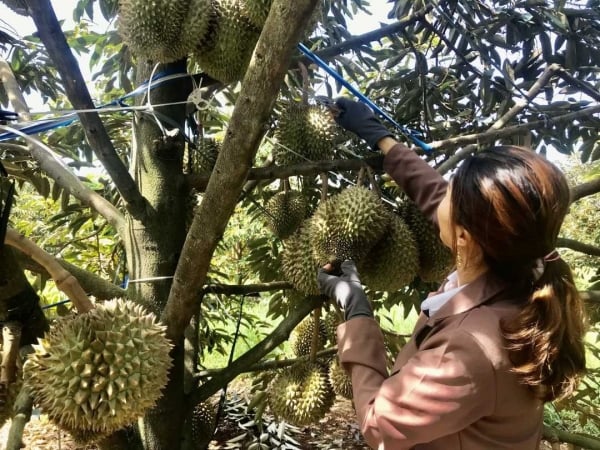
[501,258,587,401]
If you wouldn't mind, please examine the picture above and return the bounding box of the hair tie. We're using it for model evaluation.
[543,250,561,262]
[532,250,561,282]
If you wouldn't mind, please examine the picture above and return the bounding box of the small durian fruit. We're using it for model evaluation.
[24,299,172,436]
[309,187,391,265]
[274,103,337,166]
[398,200,453,283]
[265,191,307,239]
[359,213,419,292]
[190,401,216,448]
[281,224,320,295]
[196,138,221,174]
[289,316,327,357]
[328,358,352,400]
[194,0,261,83]
[118,0,213,62]
[323,312,341,345]
[268,362,334,426]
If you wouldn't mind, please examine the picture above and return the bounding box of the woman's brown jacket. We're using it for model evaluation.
[336,143,543,449]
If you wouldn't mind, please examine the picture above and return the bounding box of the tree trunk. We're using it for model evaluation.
[120,59,191,450]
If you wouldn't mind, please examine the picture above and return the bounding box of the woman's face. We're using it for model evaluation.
[436,184,454,249]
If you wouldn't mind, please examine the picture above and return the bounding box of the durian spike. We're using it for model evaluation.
[5,228,94,313]
[310,308,321,363]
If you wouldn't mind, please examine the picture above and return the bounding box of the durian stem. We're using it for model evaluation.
[320,173,328,201]
[366,166,382,199]
[309,308,321,362]
[356,166,366,187]
[5,228,94,314]
[5,387,33,450]
[283,178,290,193]
[1,322,21,385]
[299,61,310,104]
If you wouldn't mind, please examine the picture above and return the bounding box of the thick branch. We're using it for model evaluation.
[195,347,337,380]
[187,155,384,191]
[0,125,126,232]
[24,0,147,219]
[162,0,321,341]
[13,248,126,300]
[543,425,600,450]
[557,237,600,257]
[190,295,324,405]
[570,176,600,203]
[5,228,94,313]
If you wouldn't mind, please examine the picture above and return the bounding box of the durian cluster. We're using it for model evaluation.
[24,299,172,437]
[274,103,338,166]
[280,186,454,294]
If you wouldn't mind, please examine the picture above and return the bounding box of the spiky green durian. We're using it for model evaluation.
[281,224,320,295]
[245,0,272,28]
[265,191,308,239]
[118,0,214,63]
[274,103,337,166]
[24,299,172,435]
[323,311,341,345]
[289,316,327,357]
[196,138,221,174]
[268,362,334,426]
[358,213,419,291]
[1,0,27,15]
[398,200,454,283]
[328,359,352,400]
[190,401,216,447]
[193,0,261,83]
[309,187,391,265]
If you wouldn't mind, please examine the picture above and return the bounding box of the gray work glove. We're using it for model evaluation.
[334,98,394,150]
[317,260,373,321]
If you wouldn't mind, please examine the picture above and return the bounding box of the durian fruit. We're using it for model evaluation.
[118,0,214,63]
[281,224,320,295]
[289,316,327,357]
[323,312,341,345]
[328,358,352,400]
[358,213,419,292]
[196,138,221,174]
[24,299,172,436]
[309,187,391,265]
[190,401,216,448]
[398,200,454,283]
[194,0,261,83]
[245,0,272,28]
[268,362,334,426]
[264,191,307,239]
[1,0,27,15]
[274,103,337,166]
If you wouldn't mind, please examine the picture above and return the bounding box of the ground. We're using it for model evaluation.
[0,396,567,449]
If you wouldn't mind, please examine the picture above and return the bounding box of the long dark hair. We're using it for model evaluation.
[450,146,586,401]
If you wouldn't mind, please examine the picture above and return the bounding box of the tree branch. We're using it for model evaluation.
[13,248,126,300]
[570,176,600,203]
[190,295,324,405]
[5,228,94,313]
[543,425,600,450]
[557,237,600,257]
[162,0,321,341]
[23,0,147,219]
[0,59,30,120]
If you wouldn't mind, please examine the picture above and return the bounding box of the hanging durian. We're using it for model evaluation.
[358,213,419,291]
[281,223,320,295]
[24,299,172,436]
[398,200,453,283]
[274,103,337,166]
[264,190,307,239]
[196,138,221,174]
[328,358,352,400]
[193,0,261,83]
[118,0,214,63]
[245,0,272,28]
[289,316,327,357]
[323,311,341,345]
[309,186,391,265]
[190,401,216,449]
[268,362,334,426]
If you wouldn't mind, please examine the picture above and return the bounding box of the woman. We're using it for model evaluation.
[318,98,587,449]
